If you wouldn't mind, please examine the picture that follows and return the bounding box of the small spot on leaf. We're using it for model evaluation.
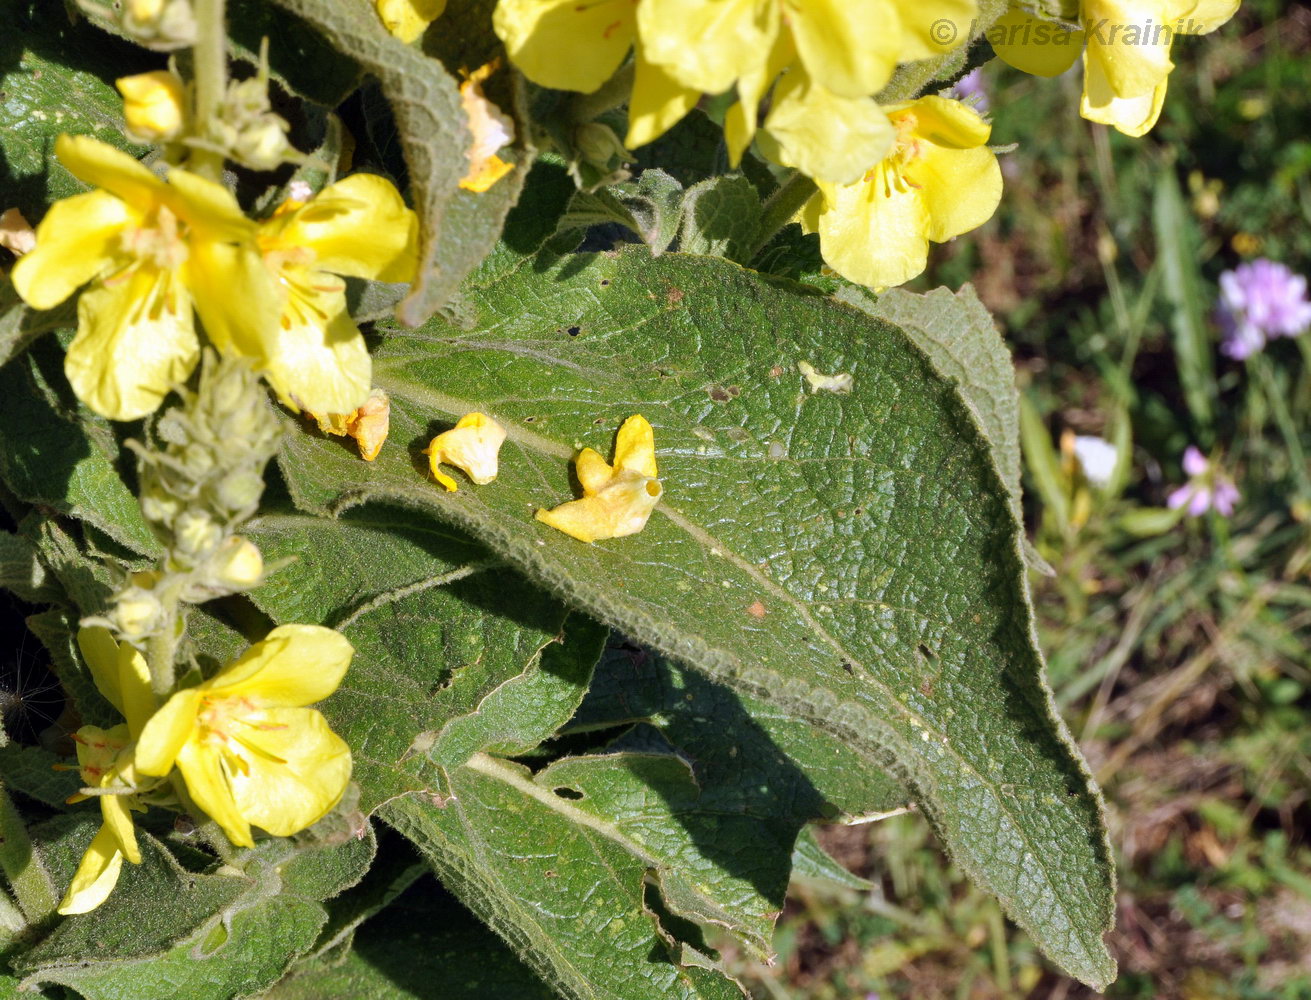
[746,600,766,619]
[797,360,853,394]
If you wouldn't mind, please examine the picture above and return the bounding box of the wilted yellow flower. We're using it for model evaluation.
[10,135,259,420]
[197,175,418,416]
[0,207,36,256]
[135,625,354,848]
[423,412,506,491]
[802,96,1002,289]
[459,64,515,193]
[116,70,186,143]
[536,414,662,543]
[308,387,391,462]
[58,628,158,915]
[992,0,1238,136]
[375,0,446,41]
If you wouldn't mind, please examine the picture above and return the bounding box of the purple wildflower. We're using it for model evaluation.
[1217,259,1311,359]
[1167,446,1240,517]
[953,68,989,112]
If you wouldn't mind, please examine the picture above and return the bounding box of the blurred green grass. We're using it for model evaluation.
[735,1,1311,996]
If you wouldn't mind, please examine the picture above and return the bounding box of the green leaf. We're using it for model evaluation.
[535,750,787,959]
[382,762,749,1000]
[266,880,559,1000]
[0,4,151,222]
[1153,167,1216,439]
[0,344,158,557]
[571,646,907,821]
[679,175,761,262]
[228,0,363,106]
[246,508,597,810]
[0,531,57,604]
[266,0,530,325]
[0,282,76,372]
[559,169,685,255]
[790,827,874,891]
[278,246,1116,987]
[860,284,1023,523]
[26,607,118,731]
[14,819,375,1000]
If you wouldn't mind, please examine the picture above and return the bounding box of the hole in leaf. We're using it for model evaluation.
[554,787,584,800]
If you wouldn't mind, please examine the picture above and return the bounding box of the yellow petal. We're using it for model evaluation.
[1082,0,1175,98]
[186,238,282,361]
[226,706,352,837]
[10,190,131,310]
[77,626,126,716]
[54,134,164,217]
[375,0,446,41]
[815,172,931,290]
[613,414,658,479]
[897,0,980,62]
[264,173,419,283]
[57,824,124,915]
[261,283,372,415]
[626,46,701,149]
[535,470,663,543]
[574,447,615,494]
[423,412,507,491]
[1176,0,1239,33]
[211,624,354,707]
[116,642,155,738]
[1080,47,1167,136]
[723,31,796,164]
[896,95,991,149]
[493,0,636,92]
[135,688,203,776]
[100,787,141,865]
[787,0,901,98]
[66,266,199,420]
[637,0,778,95]
[164,167,258,244]
[761,70,894,186]
[989,8,1084,77]
[176,740,253,848]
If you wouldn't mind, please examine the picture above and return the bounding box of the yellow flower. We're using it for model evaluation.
[459,64,516,193]
[803,96,1001,289]
[10,135,259,420]
[535,414,662,543]
[135,625,353,848]
[992,0,1238,136]
[59,628,158,915]
[375,0,446,41]
[423,412,506,491]
[116,70,186,143]
[308,387,391,462]
[198,175,418,415]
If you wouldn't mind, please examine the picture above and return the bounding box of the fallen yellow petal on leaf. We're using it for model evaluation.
[423,412,507,491]
[535,414,663,543]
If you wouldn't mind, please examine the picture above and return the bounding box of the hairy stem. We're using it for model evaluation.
[570,62,636,124]
[189,0,228,180]
[744,170,817,265]
[145,581,184,699]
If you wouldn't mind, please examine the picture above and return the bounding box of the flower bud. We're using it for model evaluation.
[212,469,265,519]
[174,509,221,558]
[211,536,264,590]
[122,0,197,49]
[116,71,186,143]
[114,588,162,638]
